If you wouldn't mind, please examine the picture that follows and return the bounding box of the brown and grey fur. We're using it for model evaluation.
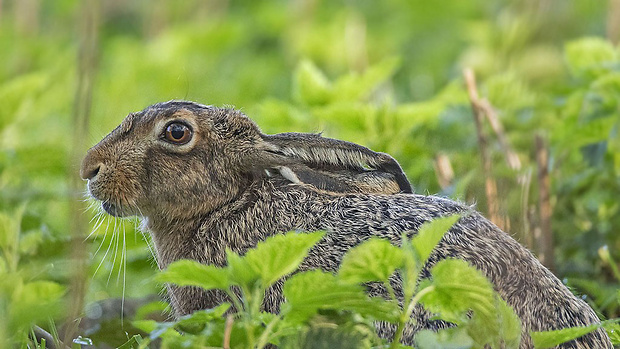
[81,100,612,348]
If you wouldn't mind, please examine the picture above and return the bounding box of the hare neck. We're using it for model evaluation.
[144,214,204,270]
[150,178,334,269]
[142,179,333,270]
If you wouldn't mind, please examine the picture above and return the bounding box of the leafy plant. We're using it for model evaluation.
[140,216,521,348]
[0,206,65,347]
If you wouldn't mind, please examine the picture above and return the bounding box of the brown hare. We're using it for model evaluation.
[81,100,612,348]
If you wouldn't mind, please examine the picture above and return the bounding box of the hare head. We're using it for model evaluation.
[81,100,412,222]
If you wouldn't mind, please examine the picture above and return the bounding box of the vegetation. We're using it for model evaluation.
[0,0,619,348]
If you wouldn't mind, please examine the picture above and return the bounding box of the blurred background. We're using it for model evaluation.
[1,0,619,347]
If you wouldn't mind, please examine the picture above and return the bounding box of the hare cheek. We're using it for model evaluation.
[87,179,106,202]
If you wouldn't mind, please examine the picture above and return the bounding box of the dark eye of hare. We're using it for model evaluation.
[164,122,192,144]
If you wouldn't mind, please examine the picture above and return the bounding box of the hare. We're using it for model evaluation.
[81,100,612,348]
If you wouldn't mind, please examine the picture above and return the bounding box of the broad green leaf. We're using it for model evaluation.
[415,328,474,349]
[531,324,600,349]
[485,73,536,113]
[0,205,25,273]
[132,320,180,340]
[412,215,461,264]
[9,280,65,335]
[338,238,404,284]
[603,322,620,345]
[175,303,230,335]
[156,259,230,291]
[243,231,325,287]
[467,297,521,349]
[293,60,332,106]
[281,324,370,349]
[495,298,522,348]
[565,37,617,79]
[18,230,44,256]
[283,270,399,324]
[226,248,260,287]
[401,232,419,302]
[12,280,65,305]
[176,303,231,328]
[333,57,400,101]
[420,259,494,324]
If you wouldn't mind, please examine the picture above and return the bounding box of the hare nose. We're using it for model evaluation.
[81,162,102,180]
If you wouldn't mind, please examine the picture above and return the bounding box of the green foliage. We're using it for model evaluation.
[241,232,325,287]
[148,216,517,348]
[412,215,461,264]
[156,260,230,291]
[419,259,495,324]
[338,238,404,284]
[565,38,618,79]
[283,270,399,324]
[147,217,616,348]
[531,324,600,349]
[0,205,65,346]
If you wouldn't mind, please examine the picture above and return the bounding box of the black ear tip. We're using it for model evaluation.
[400,182,413,193]
[395,175,413,193]
[377,160,412,193]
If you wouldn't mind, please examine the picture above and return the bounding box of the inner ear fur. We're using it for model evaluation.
[259,132,413,195]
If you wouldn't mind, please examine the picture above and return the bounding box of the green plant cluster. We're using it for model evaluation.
[129,216,613,348]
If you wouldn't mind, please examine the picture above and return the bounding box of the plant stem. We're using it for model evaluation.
[223,315,233,349]
[256,314,282,349]
[225,288,245,315]
[384,279,398,303]
[390,285,435,348]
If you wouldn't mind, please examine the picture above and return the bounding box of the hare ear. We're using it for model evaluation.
[259,132,413,194]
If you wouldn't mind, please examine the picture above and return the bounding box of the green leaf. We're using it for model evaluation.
[176,303,231,329]
[132,320,159,334]
[495,298,522,348]
[281,323,371,349]
[604,322,620,345]
[226,248,260,287]
[243,231,325,287]
[415,328,474,349]
[156,259,230,291]
[467,297,521,349]
[293,60,332,106]
[565,37,618,79]
[401,232,419,302]
[412,215,461,264]
[338,238,404,284]
[333,57,400,101]
[531,324,600,349]
[420,259,494,324]
[283,270,399,324]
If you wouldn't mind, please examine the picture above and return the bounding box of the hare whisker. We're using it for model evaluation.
[107,219,120,286]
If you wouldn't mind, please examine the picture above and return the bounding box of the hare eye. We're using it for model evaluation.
[165,123,192,144]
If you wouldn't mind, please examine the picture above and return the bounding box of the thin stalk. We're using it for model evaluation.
[223,315,233,349]
[239,285,256,348]
[391,285,435,348]
[256,314,282,349]
[224,288,245,316]
[383,279,398,303]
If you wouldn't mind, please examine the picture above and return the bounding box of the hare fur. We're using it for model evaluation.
[81,100,612,348]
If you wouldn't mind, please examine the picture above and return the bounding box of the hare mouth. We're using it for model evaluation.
[102,202,127,217]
